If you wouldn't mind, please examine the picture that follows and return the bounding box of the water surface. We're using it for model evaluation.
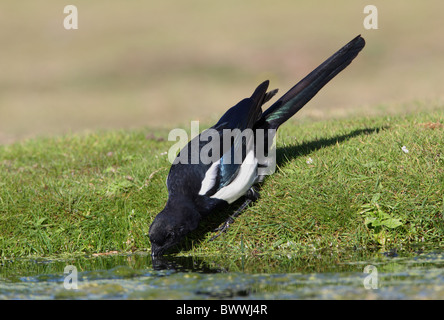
[1,247,442,299]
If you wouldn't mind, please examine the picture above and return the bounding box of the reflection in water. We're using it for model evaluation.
[0,247,443,299]
[151,255,221,273]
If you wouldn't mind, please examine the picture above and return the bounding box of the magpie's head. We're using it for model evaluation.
[149,204,201,257]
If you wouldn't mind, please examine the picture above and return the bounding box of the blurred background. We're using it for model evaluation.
[0,0,443,144]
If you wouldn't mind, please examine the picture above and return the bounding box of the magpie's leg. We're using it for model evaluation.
[214,186,260,232]
[209,199,251,241]
[210,186,260,241]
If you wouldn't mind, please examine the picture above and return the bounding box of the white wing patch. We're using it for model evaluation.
[210,149,258,204]
[198,159,221,196]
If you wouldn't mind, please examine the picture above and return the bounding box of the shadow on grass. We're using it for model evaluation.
[165,126,388,256]
[276,126,387,167]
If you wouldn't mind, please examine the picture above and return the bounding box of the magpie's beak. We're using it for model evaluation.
[150,243,165,257]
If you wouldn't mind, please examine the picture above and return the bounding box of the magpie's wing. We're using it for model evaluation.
[198,81,277,198]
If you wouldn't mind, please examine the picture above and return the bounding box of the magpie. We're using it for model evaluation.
[149,35,365,257]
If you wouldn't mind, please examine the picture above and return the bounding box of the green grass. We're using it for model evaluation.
[0,109,443,259]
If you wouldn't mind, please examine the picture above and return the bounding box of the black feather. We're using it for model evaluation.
[259,35,365,130]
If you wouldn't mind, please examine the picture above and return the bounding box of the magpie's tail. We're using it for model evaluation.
[257,35,365,130]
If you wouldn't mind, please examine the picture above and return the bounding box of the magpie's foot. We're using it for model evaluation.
[209,218,233,241]
[210,196,254,241]
[213,216,235,233]
[246,186,260,201]
[210,186,261,241]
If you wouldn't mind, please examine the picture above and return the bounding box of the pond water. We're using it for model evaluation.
[0,247,443,300]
